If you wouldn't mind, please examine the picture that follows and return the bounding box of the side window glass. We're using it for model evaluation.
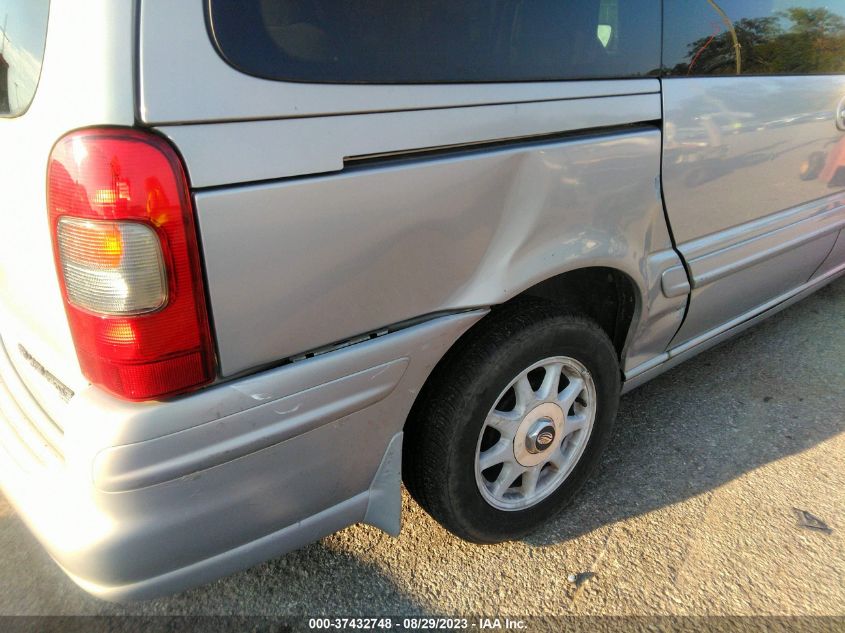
[208,0,660,83]
[664,1,845,76]
[0,0,50,117]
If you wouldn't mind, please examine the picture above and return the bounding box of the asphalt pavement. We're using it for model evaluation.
[1,278,843,620]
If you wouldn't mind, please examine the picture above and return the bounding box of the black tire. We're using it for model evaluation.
[403,299,620,543]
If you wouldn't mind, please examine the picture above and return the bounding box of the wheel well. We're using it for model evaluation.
[507,267,638,359]
[402,267,638,443]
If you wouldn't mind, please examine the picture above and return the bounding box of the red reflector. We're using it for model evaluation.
[47,128,215,400]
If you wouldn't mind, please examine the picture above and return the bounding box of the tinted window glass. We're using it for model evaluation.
[665,1,845,75]
[0,0,49,117]
[208,0,660,83]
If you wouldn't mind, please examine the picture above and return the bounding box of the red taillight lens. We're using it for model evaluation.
[47,128,215,400]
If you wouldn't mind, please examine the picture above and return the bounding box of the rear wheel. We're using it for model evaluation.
[403,300,620,543]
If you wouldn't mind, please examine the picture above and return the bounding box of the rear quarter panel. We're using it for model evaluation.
[192,127,681,377]
[141,0,685,379]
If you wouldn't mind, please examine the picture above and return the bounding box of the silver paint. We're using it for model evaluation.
[815,230,845,278]
[623,263,845,392]
[0,312,483,600]
[662,76,845,345]
[92,359,410,493]
[195,129,683,377]
[161,93,661,187]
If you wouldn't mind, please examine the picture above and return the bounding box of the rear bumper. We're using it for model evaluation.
[0,311,484,601]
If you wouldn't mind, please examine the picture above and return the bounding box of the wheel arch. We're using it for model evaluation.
[514,266,641,363]
[401,280,627,540]
[404,265,640,437]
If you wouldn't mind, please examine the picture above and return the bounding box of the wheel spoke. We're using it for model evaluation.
[548,448,567,470]
[521,467,540,497]
[491,462,524,498]
[537,363,563,400]
[513,375,536,412]
[486,410,521,439]
[474,355,598,511]
[565,411,589,435]
[478,439,513,471]
[558,377,585,411]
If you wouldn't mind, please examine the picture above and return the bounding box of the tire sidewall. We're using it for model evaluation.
[445,316,620,542]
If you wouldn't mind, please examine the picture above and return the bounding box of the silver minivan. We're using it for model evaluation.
[1,0,844,601]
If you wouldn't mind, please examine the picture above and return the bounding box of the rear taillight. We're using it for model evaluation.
[47,128,215,401]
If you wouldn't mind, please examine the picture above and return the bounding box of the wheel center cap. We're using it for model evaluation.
[512,402,564,467]
[526,418,556,454]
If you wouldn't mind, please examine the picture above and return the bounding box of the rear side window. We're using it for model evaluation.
[664,1,845,76]
[0,0,49,117]
[207,0,660,83]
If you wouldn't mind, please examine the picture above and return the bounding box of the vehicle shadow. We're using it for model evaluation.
[0,502,434,617]
[527,276,845,547]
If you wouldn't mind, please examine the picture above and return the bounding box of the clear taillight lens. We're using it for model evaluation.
[56,218,168,315]
[47,128,216,401]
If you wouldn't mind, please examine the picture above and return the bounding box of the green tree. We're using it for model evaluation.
[764,7,845,73]
[673,5,845,75]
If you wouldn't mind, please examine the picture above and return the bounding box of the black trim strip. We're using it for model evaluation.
[344,122,660,170]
